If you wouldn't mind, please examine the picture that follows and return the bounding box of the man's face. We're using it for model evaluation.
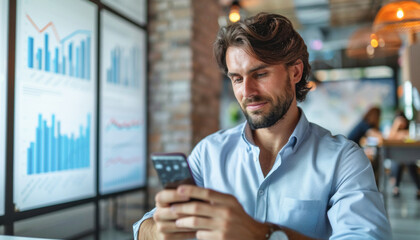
[226,47,297,130]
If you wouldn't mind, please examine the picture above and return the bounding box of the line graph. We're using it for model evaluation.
[26,14,91,80]
[14,0,97,211]
[99,11,146,194]
[100,112,146,194]
[105,118,142,131]
[26,14,60,42]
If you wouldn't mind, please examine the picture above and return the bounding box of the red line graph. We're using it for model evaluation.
[106,118,142,129]
[26,14,61,42]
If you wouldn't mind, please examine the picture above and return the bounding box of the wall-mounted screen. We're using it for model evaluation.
[299,78,396,136]
[13,0,97,211]
[102,0,146,25]
[0,0,9,216]
[99,10,147,195]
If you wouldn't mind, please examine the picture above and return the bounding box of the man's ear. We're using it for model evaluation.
[289,59,303,84]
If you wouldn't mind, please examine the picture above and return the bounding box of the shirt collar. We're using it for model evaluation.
[289,109,310,152]
[241,108,310,152]
[241,122,255,151]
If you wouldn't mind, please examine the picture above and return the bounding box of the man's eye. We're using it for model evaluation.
[232,77,243,83]
[256,73,267,78]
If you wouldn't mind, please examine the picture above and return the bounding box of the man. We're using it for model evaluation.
[134,13,391,240]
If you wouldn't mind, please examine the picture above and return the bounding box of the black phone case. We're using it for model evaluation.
[150,152,196,189]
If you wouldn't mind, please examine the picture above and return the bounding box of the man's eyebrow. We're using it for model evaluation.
[227,64,269,78]
[248,64,269,74]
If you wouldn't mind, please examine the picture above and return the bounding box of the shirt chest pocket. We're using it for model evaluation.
[279,198,321,234]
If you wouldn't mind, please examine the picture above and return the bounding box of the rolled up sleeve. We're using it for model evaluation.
[328,143,392,239]
[133,208,156,240]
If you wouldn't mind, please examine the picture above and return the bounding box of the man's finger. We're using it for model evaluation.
[170,201,224,219]
[155,221,196,233]
[155,189,190,205]
[153,207,180,221]
[175,216,217,230]
[176,185,237,206]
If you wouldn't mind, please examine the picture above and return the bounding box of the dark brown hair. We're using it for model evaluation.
[363,107,381,129]
[213,12,311,102]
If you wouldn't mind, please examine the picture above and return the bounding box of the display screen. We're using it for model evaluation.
[13,0,97,211]
[299,78,396,136]
[102,0,146,24]
[0,0,9,216]
[99,10,147,194]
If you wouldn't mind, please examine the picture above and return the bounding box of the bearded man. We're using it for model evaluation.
[134,13,391,240]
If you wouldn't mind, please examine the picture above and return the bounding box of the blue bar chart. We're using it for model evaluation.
[25,15,91,80]
[27,114,91,175]
[14,0,97,211]
[106,46,141,88]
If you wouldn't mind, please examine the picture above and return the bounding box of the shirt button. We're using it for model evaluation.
[258,190,264,196]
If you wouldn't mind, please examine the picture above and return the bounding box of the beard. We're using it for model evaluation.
[241,79,294,130]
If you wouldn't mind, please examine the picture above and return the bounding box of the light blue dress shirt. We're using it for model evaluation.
[134,111,391,240]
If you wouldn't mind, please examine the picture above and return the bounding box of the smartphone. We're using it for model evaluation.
[150,152,196,189]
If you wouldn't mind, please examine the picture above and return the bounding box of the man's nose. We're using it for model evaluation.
[243,77,257,98]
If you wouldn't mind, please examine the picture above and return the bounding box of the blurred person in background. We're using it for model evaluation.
[348,106,383,146]
[388,111,420,199]
[348,106,383,185]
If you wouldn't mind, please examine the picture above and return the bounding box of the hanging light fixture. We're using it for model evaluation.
[229,0,241,23]
[346,26,402,59]
[373,0,420,33]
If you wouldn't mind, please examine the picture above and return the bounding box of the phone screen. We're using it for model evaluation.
[151,153,196,189]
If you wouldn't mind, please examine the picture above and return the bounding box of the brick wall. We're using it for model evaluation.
[191,0,222,145]
[147,0,222,203]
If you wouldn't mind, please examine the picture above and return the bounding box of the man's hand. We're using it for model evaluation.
[153,188,198,240]
[169,185,269,240]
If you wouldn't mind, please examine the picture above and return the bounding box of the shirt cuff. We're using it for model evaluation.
[133,208,156,240]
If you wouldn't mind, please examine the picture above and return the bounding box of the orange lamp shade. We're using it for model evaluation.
[346,26,402,59]
[373,1,420,33]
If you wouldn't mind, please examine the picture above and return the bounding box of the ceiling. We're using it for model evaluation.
[219,0,408,69]
[221,0,385,28]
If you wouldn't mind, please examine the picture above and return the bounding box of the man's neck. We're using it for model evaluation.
[252,105,300,160]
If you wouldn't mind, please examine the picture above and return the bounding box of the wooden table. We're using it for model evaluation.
[378,139,420,207]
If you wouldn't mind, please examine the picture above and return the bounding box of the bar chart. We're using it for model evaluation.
[26,14,91,80]
[101,10,145,90]
[106,46,141,88]
[99,10,146,194]
[14,0,97,211]
[27,114,91,175]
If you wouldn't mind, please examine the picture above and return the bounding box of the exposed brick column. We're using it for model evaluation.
[191,0,222,145]
[147,0,222,203]
[149,0,193,155]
